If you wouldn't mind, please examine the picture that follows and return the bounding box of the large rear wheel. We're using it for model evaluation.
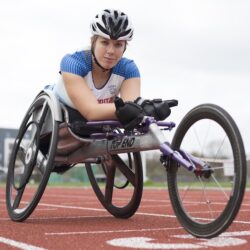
[6,93,59,221]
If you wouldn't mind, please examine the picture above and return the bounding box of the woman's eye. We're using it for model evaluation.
[101,40,108,45]
[115,43,123,48]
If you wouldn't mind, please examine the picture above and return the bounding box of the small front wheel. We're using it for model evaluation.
[167,104,246,238]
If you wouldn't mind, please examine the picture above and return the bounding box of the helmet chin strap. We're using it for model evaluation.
[91,48,110,72]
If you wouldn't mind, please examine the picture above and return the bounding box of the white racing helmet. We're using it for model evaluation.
[90,9,134,41]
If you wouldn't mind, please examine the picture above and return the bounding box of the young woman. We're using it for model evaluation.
[52,9,171,131]
[53,9,141,125]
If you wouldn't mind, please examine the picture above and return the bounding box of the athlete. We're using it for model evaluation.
[52,9,171,130]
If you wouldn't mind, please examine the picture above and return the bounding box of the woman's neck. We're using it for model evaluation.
[92,60,111,88]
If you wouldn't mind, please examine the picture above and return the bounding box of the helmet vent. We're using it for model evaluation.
[96,23,109,36]
[102,15,107,26]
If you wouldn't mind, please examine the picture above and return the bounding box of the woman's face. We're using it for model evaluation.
[93,36,126,69]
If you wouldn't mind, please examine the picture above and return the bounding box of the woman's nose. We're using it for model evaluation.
[106,44,115,54]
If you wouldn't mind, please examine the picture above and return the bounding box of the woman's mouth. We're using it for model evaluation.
[104,57,115,63]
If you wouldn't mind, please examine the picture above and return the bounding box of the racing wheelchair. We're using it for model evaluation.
[6,89,247,238]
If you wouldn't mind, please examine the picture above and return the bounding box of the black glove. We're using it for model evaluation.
[135,97,172,121]
[114,97,145,130]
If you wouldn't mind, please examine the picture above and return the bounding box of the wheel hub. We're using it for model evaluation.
[25,147,33,164]
[194,165,213,179]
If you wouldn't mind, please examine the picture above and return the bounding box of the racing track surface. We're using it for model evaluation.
[1,186,250,250]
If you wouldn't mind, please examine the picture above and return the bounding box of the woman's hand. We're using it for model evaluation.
[114,97,144,130]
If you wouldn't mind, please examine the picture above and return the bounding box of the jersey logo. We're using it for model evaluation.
[108,85,117,95]
[98,97,114,103]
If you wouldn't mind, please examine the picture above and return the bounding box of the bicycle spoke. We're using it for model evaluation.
[17,146,26,163]
[37,101,48,126]
[112,155,136,186]
[104,163,116,205]
[211,174,230,200]
[197,176,214,219]
[12,188,25,210]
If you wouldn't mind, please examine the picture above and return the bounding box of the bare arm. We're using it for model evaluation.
[62,72,116,121]
[62,72,141,121]
[120,77,141,101]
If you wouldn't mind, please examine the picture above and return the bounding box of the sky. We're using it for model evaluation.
[0,0,250,154]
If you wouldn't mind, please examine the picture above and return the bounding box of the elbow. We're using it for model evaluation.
[82,107,98,121]
[85,113,95,121]
[72,101,99,121]
[77,103,115,121]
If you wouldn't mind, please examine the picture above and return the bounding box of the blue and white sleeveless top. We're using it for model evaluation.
[53,50,140,108]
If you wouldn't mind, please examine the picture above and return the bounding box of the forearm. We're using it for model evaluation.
[120,78,141,102]
[67,89,117,121]
[83,103,117,121]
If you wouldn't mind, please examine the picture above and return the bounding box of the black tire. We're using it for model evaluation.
[86,152,143,218]
[6,93,59,221]
[167,103,246,238]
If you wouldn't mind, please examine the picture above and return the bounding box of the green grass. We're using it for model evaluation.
[47,181,89,187]
[45,181,165,188]
[1,179,249,189]
[143,180,167,187]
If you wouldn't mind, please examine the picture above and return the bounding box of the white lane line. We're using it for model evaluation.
[45,227,183,236]
[60,202,99,205]
[141,213,250,225]
[141,199,169,203]
[38,203,177,218]
[222,230,250,237]
[175,230,250,239]
[234,220,250,224]
[29,215,112,221]
[38,203,177,219]
[35,208,58,211]
[0,215,112,221]
[140,205,171,208]
[0,236,46,250]
[38,202,107,212]
[137,212,176,218]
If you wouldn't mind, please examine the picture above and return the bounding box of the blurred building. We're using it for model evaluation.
[0,128,18,174]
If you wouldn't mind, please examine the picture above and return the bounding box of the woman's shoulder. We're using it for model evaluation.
[62,49,91,65]
[60,49,92,75]
[112,57,140,78]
